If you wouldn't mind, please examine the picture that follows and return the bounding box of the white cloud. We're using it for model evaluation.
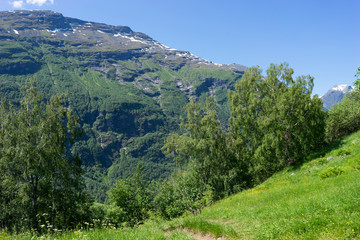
[10,0,24,8]
[9,0,53,8]
[25,0,54,6]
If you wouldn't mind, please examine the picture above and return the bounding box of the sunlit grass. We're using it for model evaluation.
[182,131,360,239]
[3,221,195,240]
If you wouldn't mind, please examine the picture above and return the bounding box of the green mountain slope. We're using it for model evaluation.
[0,10,246,201]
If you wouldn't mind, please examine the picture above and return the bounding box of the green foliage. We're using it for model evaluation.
[0,79,91,232]
[354,66,360,90]
[153,169,213,220]
[180,130,360,239]
[317,157,328,164]
[163,97,247,199]
[6,129,360,240]
[107,163,153,226]
[335,148,351,156]
[106,164,215,225]
[0,34,245,201]
[229,63,326,183]
[162,63,326,207]
[318,166,345,179]
[325,90,360,142]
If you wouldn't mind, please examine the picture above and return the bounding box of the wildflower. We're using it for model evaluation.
[324,209,327,212]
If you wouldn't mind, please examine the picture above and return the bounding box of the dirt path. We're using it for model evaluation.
[182,229,227,240]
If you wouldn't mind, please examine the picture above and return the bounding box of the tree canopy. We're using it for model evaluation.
[164,63,326,197]
[163,97,247,199]
[0,79,91,231]
[325,66,360,142]
[229,63,326,182]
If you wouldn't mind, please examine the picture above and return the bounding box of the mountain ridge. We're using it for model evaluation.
[0,10,247,72]
[321,84,353,109]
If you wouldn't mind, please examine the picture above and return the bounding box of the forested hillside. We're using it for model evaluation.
[4,77,360,239]
[0,10,246,201]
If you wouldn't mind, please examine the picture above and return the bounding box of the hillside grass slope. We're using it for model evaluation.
[4,130,360,239]
[179,130,360,239]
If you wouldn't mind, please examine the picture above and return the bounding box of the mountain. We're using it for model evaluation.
[0,10,246,201]
[321,84,353,110]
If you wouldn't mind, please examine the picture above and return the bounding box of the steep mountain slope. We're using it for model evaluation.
[321,84,353,110]
[0,10,246,201]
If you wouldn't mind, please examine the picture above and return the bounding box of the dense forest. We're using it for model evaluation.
[1,64,359,234]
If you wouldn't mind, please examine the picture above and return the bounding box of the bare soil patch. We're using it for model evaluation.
[182,228,227,240]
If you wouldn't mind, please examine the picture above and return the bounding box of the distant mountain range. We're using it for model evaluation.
[321,85,353,110]
[0,10,246,201]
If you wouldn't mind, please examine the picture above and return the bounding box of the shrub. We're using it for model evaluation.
[153,169,213,220]
[317,158,328,164]
[325,91,360,142]
[335,148,351,157]
[319,166,345,179]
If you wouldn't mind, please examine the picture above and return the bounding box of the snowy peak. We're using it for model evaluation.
[321,84,353,110]
[330,84,352,93]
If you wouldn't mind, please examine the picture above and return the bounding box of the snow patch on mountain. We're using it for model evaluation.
[321,84,353,109]
[331,84,350,92]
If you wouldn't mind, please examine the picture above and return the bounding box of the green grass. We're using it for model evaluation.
[181,218,238,239]
[0,221,195,240]
[180,130,360,239]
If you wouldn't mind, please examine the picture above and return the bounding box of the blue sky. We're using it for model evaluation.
[1,0,359,95]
